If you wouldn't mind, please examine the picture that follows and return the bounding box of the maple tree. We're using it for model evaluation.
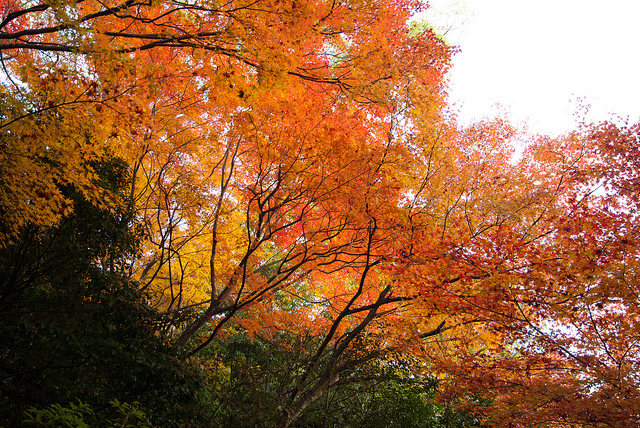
[2,0,640,427]
[397,117,640,428]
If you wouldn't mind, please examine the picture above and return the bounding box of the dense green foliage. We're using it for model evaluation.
[0,157,201,426]
[204,332,484,427]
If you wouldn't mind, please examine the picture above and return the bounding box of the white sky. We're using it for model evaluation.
[425,0,640,135]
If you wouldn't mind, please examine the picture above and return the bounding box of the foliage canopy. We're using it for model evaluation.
[1,0,640,427]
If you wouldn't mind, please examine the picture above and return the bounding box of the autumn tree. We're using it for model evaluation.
[399,118,640,428]
[3,0,640,427]
[1,0,456,424]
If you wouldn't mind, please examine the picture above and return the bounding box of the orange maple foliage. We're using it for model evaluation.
[414,119,640,427]
[2,0,640,426]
